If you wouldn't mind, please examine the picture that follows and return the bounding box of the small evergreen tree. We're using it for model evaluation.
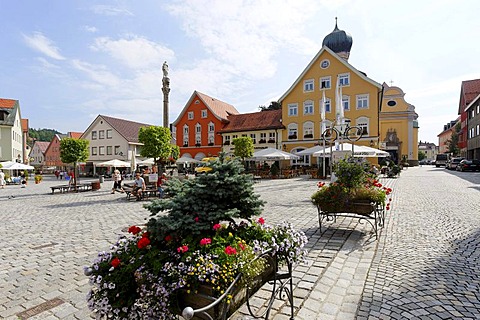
[145,153,264,243]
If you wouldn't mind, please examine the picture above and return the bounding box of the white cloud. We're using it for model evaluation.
[91,35,175,70]
[90,5,133,16]
[71,59,121,88]
[23,32,65,60]
[83,25,98,33]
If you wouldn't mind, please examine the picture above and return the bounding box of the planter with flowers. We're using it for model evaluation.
[85,154,307,320]
[311,158,392,238]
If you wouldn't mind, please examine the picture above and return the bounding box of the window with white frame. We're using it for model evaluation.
[304,79,314,92]
[99,146,105,155]
[288,103,298,116]
[196,123,201,133]
[202,109,208,118]
[320,76,331,89]
[232,134,238,139]
[477,124,480,136]
[224,135,231,145]
[304,100,314,115]
[92,147,97,155]
[99,130,105,139]
[250,133,256,144]
[184,125,189,135]
[259,132,266,142]
[195,123,201,145]
[208,122,214,132]
[342,95,350,111]
[268,132,275,142]
[114,146,120,155]
[356,94,369,109]
[356,117,370,135]
[303,121,314,139]
[339,73,350,86]
[106,129,112,139]
[208,134,214,144]
[107,146,112,155]
[291,147,310,166]
[188,111,194,120]
[325,98,331,112]
[183,136,189,146]
[288,123,298,139]
[91,131,97,140]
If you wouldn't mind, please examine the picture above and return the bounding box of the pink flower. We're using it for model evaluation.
[224,246,237,255]
[257,217,265,225]
[194,217,199,222]
[177,245,189,253]
[200,238,211,246]
[213,223,222,231]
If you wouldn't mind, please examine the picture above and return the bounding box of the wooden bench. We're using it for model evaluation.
[51,183,93,194]
[124,186,158,201]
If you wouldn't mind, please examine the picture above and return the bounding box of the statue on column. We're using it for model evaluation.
[162,61,169,78]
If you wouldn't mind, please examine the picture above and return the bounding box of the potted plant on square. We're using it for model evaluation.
[85,154,308,319]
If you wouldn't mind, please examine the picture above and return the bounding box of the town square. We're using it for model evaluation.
[1,166,479,319]
[1,1,480,319]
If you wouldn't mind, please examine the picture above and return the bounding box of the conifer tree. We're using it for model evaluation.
[145,153,264,242]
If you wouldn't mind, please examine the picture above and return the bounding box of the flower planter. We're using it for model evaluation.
[177,257,276,320]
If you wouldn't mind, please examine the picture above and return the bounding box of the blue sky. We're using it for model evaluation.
[1,0,479,145]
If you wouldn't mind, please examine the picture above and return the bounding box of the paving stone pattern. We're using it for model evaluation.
[1,168,479,319]
[358,168,480,320]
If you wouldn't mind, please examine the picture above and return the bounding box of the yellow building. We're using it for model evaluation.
[278,20,418,165]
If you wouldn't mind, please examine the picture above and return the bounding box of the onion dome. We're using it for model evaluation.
[322,18,353,60]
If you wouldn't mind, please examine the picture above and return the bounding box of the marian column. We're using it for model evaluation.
[162,61,170,128]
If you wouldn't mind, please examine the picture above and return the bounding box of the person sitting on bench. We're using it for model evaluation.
[132,171,146,201]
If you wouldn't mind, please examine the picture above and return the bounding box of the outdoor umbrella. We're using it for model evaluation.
[137,158,155,165]
[1,162,34,170]
[176,156,201,164]
[295,145,326,156]
[0,161,16,168]
[249,147,300,161]
[312,143,389,158]
[96,159,131,168]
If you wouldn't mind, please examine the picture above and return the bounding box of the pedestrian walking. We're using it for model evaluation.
[111,169,124,194]
[0,170,5,189]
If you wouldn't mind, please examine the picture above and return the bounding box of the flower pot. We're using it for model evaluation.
[177,257,275,320]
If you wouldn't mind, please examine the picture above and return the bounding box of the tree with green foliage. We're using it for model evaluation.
[232,136,254,163]
[138,126,175,172]
[145,153,264,242]
[258,101,281,111]
[418,150,426,161]
[446,123,461,156]
[60,138,89,191]
[29,128,61,142]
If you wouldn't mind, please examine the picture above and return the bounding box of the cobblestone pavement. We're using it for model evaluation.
[1,168,478,319]
[357,167,480,320]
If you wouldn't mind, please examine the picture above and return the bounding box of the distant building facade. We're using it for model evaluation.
[29,141,50,167]
[0,99,24,162]
[465,93,480,159]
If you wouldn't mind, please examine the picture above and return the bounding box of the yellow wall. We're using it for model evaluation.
[279,48,382,158]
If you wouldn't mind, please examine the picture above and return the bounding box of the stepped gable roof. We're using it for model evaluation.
[459,78,480,114]
[34,141,50,153]
[100,115,152,143]
[219,109,284,133]
[0,98,16,108]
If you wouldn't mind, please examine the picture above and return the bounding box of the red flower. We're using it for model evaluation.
[128,225,142,235]
[213,223,222,231]
[257,217,265,225]
[111,257,121,268]
[317,182,325,188]
[177,245,189,253]
[238,242,246,251]
[142,232,150,239]
[200,238,211,246]
[165,235,172,242]
[194,217,199,222]
[225,246,237,255]
[137,237,150,249]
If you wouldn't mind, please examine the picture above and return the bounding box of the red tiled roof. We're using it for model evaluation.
[69,132,83,139]
[101,115,153,143]
[21,119,29,132]
[219,109,284,133]
[34,141,50,153]
[0,98,16,108]
[196,91,239,120]
[459,79,480,113]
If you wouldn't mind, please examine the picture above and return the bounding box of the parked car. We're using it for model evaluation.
[456,159,480,172]
[446,157,465,170]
